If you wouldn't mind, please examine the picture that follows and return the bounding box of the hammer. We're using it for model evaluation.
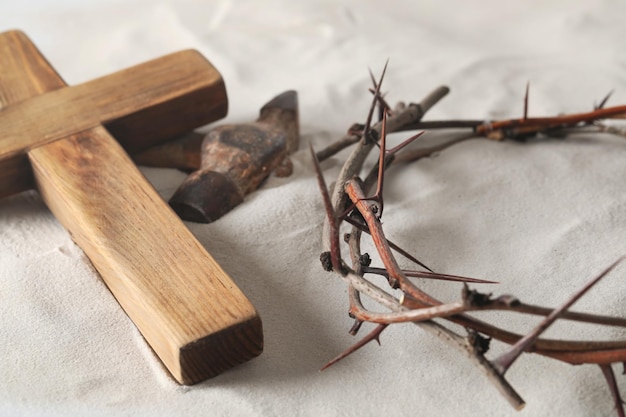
[148,90,300,223]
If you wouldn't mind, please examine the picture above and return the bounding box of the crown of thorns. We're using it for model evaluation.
[311,63,626,415]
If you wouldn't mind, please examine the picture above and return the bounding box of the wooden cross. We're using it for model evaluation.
[0,30,262,385]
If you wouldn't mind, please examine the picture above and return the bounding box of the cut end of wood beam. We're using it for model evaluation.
[178,315,263,385]
[28,126,263,386]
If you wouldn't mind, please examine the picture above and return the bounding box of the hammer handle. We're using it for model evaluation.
[28,125,262,384]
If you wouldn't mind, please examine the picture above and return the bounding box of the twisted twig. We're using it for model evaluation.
[312,70,626,415]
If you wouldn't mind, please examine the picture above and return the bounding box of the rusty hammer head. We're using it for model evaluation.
[168,90,299,223]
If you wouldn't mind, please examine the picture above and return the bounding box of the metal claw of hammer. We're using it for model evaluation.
[166,90,299,223]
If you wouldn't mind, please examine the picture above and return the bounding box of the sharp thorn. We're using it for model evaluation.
[597,89,615,110]
[388,131,426,156]
[363,266,498,284]
[600,364,626,417]
[309,143,342,272]
[368,68,377,89]
[493,256,625,375]
[362,62,388,142]
[523,81,530,120]
[342,216,433,272]
[320,324,388,371]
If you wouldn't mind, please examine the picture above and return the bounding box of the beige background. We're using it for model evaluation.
[2,1,626,416]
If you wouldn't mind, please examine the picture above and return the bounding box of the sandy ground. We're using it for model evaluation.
[2,1,626,416]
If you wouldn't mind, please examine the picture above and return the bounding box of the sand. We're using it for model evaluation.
[2,1,626,416]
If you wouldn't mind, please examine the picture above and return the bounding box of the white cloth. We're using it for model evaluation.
[2,1,626,416]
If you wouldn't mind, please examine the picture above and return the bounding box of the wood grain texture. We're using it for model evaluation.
[0,30,262,384]
[29,126,262,384]
[0,30,228,197]
[0,31,66,102]
[0,30,67,197]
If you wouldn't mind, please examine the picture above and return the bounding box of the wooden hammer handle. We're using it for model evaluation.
[28,125,263,384]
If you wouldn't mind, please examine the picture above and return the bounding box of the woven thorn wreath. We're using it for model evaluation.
[311,63,626,415]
